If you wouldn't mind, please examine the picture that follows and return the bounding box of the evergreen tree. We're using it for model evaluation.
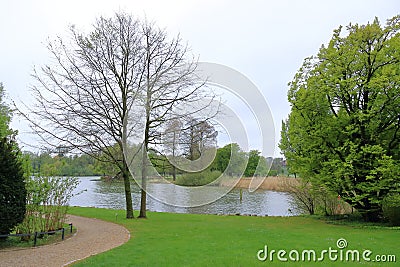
[0,83,26,236]
[0,137,26,236]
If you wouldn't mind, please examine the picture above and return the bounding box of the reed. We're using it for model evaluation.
[219,176,299,192]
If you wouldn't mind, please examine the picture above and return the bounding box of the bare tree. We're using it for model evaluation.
[22,12,217,219]
[162,119,183,181]
[21,13,144,219]
[180,118,218,161]
[131,21,217,218]
[159,118,218,182]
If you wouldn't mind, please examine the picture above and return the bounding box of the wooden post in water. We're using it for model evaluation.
[239,188,243,202]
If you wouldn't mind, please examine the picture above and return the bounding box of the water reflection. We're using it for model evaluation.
[70,177,297,216]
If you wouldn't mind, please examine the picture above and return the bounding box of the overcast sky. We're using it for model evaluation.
[1,0,399,155]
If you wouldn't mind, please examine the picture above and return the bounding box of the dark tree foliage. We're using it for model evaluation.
[0,137,26,236]
[244,150,261,177]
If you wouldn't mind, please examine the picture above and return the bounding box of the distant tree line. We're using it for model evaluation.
[24,152,101,177]
[23,142,286,181]
[150,143,286,184]
[152,117,287,185]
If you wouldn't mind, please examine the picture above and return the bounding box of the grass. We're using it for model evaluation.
[68,207,399,266]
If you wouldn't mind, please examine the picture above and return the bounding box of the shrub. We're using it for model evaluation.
[382,194,400,226]
[15,176,79,236]
[284,178,353,216]
[286,179,318,215]
[0,137,26,237]
[267,170,278,176]
[176,170,222,186]
[317,189,353,216]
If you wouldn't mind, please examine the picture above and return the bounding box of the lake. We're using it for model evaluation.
[70,176,298,216]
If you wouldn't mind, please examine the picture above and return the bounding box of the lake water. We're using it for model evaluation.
[69,176,298,216]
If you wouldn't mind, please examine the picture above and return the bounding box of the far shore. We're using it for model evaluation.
[149,176,299,192]
[101,175,299,192]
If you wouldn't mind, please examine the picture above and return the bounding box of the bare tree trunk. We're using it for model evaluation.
[122,161,134,219]
[22,13,145,219]
[172,130,177,181]
[139,86,151,218]
[172,165,177,181]
[136,20,217,217]
[139,140,148,218]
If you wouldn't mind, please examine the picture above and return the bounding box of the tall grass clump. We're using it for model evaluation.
[15,176,79,238]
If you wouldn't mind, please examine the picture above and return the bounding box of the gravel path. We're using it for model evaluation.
[0,215,130,267]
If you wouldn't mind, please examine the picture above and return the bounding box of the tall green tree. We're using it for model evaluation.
[244,150,260,177]
[280,16,400,221]
[0,83,26,236]
[211,143,247,176]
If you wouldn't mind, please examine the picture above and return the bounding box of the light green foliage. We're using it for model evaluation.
[280,16,400,221]
[210,144,281,177]
[211,143,247,176]
[19,153,32,179]
[244,150,260,177]
[93,152,122,178]
[27,152,99,177]
[255,155,270,176]
[148,151,175,178]
[16,176,79,235]
[243,150,271,177]
[0,83,14,138]
[268,157,286,176]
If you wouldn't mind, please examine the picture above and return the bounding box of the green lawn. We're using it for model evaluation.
[69,207,399,266]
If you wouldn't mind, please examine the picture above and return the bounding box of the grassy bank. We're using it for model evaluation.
[68,207,399,266]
